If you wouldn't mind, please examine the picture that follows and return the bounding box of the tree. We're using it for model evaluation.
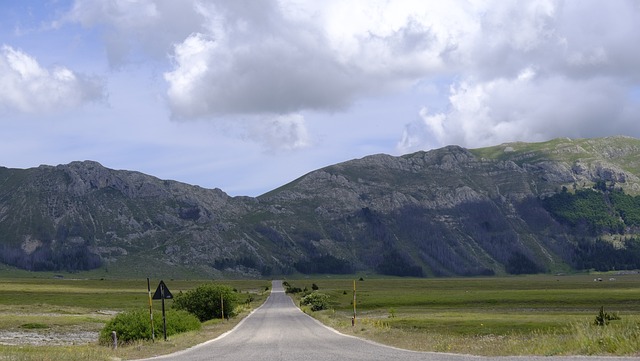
[173,283,238,322]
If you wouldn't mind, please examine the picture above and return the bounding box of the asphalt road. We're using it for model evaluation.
[138,281,638,361]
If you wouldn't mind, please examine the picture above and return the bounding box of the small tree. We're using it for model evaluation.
[311,283,319,291]
[173,283,238,322]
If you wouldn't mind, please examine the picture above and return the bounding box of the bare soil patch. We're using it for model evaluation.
[0,329,98,346]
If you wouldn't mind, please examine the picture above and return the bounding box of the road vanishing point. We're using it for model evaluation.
[137,281,638,361]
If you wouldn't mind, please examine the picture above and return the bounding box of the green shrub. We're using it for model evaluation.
[283,281,304,294]
[165,309,202,335]
[300,292,329,311]
[594,306,621,326]
[172,283,237,322]
[99,309,200,344]
[287,287,302,294]
[388,307,397,318]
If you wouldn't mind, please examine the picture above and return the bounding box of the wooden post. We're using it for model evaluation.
[353,280,357,326]
[147,278,155,342]
[111,331,117,349]
[221,293,225,321]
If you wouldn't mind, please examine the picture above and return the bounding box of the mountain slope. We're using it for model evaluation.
[2,136,640,277]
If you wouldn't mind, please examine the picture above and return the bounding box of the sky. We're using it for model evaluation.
[1,0,639,196]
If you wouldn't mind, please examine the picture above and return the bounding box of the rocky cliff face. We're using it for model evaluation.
[1,136,640,277]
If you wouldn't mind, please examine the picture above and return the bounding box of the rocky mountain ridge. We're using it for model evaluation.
[2,136,640,277]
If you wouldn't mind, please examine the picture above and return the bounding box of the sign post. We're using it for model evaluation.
[147,278,155,342]
[152,280,173,341]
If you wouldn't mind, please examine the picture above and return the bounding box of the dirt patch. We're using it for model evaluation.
[0,330,98,346]
[0,310,110,346]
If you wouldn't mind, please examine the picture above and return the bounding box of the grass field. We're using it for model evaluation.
[0,276,270,361]
[286,274,640,356]
[2,273,640,358]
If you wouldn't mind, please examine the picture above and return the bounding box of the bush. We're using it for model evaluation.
[284,282,303,294]
[594,306,621,326]
[173,283,238,322]
[99,309,200,344]
[300,292,329,311]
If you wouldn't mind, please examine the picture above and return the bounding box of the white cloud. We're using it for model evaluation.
[398,0,640,152]
[65,0,205,66]
[162,0,475,119]
[398,73,634,153]
[164,2,355,118]
[245,113,311,153]
[0,45,103,114]
[59,0,640,153]
[163,32,216,119]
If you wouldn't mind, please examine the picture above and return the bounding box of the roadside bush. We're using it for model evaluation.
[300,292,329,311]
[284,282,303,294]
[99,309,200,345]
[173,283,237,322]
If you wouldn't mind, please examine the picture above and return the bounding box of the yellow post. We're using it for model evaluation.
[221,293,225,321]
[352,280,357,326]
[147,278,155,342]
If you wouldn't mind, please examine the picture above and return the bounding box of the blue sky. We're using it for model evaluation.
[1,1,639,196]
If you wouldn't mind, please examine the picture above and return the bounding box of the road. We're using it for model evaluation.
[138,281,638,361]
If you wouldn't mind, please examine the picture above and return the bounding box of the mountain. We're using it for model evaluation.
[2,136,640,278]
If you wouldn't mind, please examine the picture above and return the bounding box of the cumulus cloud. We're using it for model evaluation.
[162,0,479,119]
[61,0,640,151]
[64,0,205,67]
[399,0,640,152]
[165,2,357,118]
[0,45,103,114]
[399,71,633,153]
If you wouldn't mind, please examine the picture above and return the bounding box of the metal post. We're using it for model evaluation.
[161,284,167,341]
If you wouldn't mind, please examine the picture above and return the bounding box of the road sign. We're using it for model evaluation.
[152,280,173,300]
[151,280,173,341]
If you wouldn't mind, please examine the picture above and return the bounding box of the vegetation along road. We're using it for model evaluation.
[137,281,639,361]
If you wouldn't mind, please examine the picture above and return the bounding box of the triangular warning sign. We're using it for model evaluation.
[152,280,173,300]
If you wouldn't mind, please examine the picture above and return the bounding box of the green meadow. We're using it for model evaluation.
[287,274,640,356]
[0,276,270,361]
[2,273,640,359]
